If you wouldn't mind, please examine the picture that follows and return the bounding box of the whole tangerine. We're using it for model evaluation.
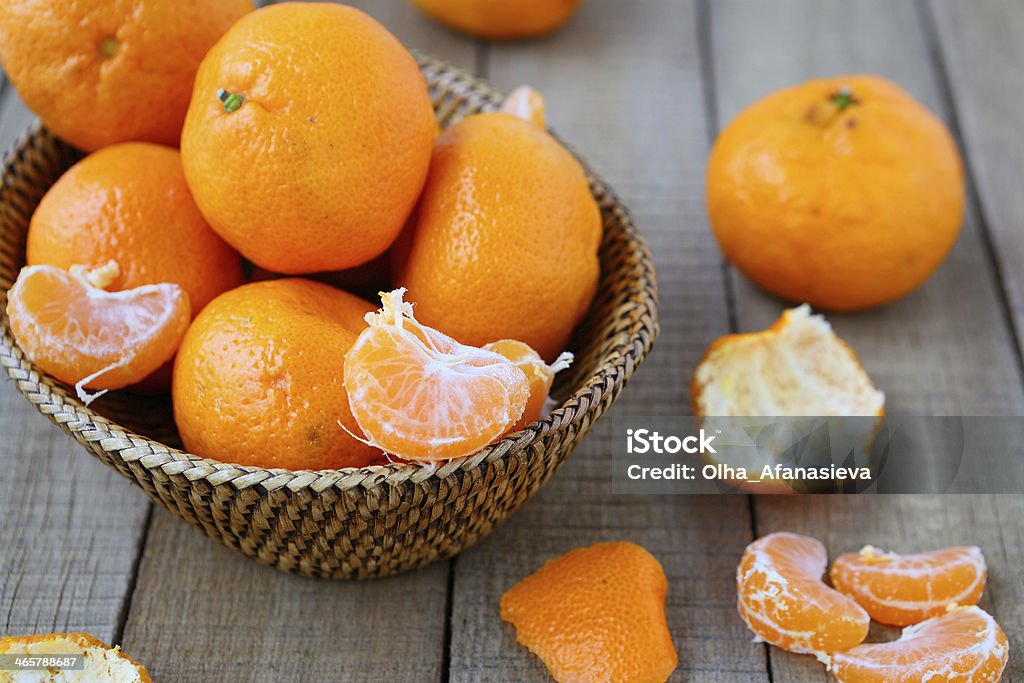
[0,0,252,151]
[172,279,383,470]
[707,74,964,311]
[392,112,601,362]
[28,143,244,318]
[181,2,436,274]
[410,0,585,40]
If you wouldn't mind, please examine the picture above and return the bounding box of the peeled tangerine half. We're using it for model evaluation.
[829,606,1009,683]
[831,545,987,627]
[6,263,189,403]
[501,542,678,683]
[345,289,572,461]
[692,305,884,416]
[737,532,870,655]
[0,632,150,682]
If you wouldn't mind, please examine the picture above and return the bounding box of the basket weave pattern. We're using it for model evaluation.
[0,55,658,579]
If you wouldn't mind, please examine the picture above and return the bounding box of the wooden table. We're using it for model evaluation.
[2,1,1023,680]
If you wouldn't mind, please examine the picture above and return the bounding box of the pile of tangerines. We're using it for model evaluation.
[0,1,600,472]
[0,2,999,683]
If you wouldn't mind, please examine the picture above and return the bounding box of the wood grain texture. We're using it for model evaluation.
[0,85,151,644]
[709,0,1024,416]
[929,0,1024,360]
[447,1,760,681]
[121,510,450,682]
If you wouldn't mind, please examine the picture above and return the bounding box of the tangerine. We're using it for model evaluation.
[393,111,601,362]
[830,545,987,627]
[829,606,1008,683]
[0,0,251,151]
[181,2,435,274]
[736,532,869,654]
[344,289,529,461]
[6,263,189,402]
[172,279,382,470]
[707,75,964,311]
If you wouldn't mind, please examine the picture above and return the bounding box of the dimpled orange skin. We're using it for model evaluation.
[27,143,244,318]
[393,113,601,362]
[181,2,436,274]
[0,0,251,152]
[172,279,383,470]
[501,542,678,683]
[410,0,584,40]
[737,532,869,654]
[707,75,964,311]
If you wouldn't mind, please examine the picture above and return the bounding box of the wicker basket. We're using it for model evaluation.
[0,54,658,579]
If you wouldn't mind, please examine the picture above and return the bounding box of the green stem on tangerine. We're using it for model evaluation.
[218,89,245,113]
[830,85,859,111]
[97,36,119,58]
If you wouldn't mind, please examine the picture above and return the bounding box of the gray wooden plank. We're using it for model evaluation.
[0,79,151,645]
[121,510,450,682]
[710,2,1024,681]
[929,0,1024,362]
[753,495,1024,682]
[116,2,476,681]
[710,0,1024,416]
[0,387,151,642]
[447,1,761,681]
[0,89,36,151]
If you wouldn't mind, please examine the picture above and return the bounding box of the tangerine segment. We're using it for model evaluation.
[737,532,869,654]
[500,541,678,683]
[829,606,1008,683]
[344,289,529,461]
[831,545,987,627]
[6,264,190,393]
[483,339,572,431]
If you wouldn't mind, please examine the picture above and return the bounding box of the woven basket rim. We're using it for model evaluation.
[0,53,659,496]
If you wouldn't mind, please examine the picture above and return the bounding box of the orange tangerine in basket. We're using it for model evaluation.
[6,263,190,402]
[483,339,572,431]
[830,545,987,627]
[500,541,678,683]
[737,532,869,654]
[344,289,530,461]
[172,278,382,471]
[391,107,601,364]
[829,605,1009,683]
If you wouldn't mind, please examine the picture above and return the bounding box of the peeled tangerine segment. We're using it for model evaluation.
[344,289,530,461]
[737,532,869,654]
[692,305,885,416]
[830,606,1009,683]
[483,339,572,431]
[6,264,190,395]
[500,542,678,683]
[831,545,987,627]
